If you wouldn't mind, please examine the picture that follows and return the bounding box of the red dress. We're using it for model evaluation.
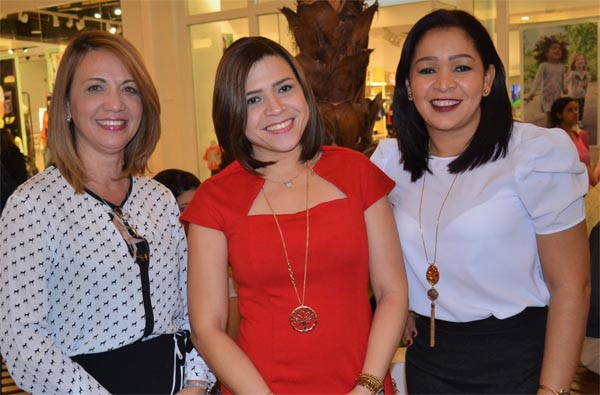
[183,146,395,394]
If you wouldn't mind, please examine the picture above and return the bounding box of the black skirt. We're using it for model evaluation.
[406,306,547,395]
[71,331,190,395]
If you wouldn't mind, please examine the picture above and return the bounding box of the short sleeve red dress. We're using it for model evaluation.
[182,146,396,394]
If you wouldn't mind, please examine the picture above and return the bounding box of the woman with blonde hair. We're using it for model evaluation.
[0,31,213,394]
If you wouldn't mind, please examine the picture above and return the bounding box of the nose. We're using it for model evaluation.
[104,88,125,112]
[434,69,456,91]
[265,94,285,115]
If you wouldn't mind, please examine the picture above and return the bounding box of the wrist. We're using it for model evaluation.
[354,372,384,395]
[538,384,571,395]
[184,380,209,390]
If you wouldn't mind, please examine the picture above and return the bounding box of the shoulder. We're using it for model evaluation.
[195,161,260,207]
[318,145,395,199]
[511,122,574,155]
[370,139,400,169]
[319,145,379,173]
[9,166,66,201]
[134,176,172,197]
[510,122,587,182]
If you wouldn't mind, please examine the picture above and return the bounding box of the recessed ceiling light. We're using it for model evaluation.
[94,12,101,19]
[521,16,530,21]
[114,8,122,16]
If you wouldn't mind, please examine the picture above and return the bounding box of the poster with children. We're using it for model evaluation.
[521,19,598,145]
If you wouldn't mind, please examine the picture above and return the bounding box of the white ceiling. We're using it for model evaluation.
[2,0,599,62]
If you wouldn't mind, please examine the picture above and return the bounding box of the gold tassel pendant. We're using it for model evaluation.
[430,301,435,347]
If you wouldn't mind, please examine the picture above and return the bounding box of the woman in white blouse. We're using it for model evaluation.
[0,31,213,394]
[372,9,590,395]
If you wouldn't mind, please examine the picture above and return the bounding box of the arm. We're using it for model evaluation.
[0,195,110,395]
[187,224,271,394]
[351,196,409,394]
[171,203,215,395]
[526,64,544,101]
[537,221,590,394]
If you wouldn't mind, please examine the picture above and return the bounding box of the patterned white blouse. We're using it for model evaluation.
[0,166,214,394]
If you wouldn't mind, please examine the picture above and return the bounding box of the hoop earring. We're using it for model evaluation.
[67,113,72,123]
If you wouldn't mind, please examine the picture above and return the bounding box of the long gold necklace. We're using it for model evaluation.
[418,170,459,347]
[262,163,318,333]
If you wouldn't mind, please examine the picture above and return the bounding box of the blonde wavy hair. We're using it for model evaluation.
[48,30,160,193]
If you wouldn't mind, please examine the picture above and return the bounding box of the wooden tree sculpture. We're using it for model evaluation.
[281,0,382,154]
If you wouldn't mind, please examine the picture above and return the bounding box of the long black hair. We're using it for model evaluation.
[392,9,513,181]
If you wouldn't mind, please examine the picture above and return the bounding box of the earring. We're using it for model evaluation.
[483,88,490,96]
[67,113,72,123]
[408,92,413,101]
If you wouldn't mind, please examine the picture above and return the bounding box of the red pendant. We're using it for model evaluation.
[426,264,439,285]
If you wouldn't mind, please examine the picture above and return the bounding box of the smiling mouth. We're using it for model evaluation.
[97,119,126,127]
[265,119,292,131]
[431,99,461,107]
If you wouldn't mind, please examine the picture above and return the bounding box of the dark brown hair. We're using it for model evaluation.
[212,36,324,172]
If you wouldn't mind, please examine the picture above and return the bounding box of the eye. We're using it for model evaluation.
[123,85,139,95]
[279,84,293,93]
[246,96,261,105]
[86,84,103,92]
[455,65,472,72]
[417,67,436,75]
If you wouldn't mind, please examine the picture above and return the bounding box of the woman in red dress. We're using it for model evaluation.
[182,37,408,395]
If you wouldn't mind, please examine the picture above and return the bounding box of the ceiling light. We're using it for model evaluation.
[76,18,86,31]
[521,16,530,21]
[18,12,29,23]
[66,18,73,28]
[8,49,14,54]
[94,12,101,19]
[23,48,29,53]
[109,26,117,34]
[114,8,122,16]
[52,15,60,28]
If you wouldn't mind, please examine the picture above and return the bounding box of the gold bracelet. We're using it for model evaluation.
[539,384,571,395]
[354,372,384,395]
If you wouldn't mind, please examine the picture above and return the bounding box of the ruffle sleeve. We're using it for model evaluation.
[513,124,588,234]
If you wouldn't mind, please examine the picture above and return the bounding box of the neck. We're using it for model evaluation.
[429,134,472,157]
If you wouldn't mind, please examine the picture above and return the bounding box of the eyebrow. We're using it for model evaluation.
[246,77,292,96]
[83,77,136,85]
[414,53,476,63]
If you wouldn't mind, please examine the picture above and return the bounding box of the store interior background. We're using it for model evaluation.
[1,0,599,182]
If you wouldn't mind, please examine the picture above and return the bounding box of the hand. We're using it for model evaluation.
[348,384,372,395]
[402,311,417,347]
[176,382,208,395]
[176,386,207,395]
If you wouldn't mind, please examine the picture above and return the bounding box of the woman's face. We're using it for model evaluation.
[176,188,196,214]
[243,55,309,163]
[68,48,142,163]
[408,27,494,143]
[558,101,579,128]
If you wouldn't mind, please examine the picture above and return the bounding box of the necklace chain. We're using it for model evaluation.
[262,167,304,188]
[262,163,318,332]
[418,169,459,347]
